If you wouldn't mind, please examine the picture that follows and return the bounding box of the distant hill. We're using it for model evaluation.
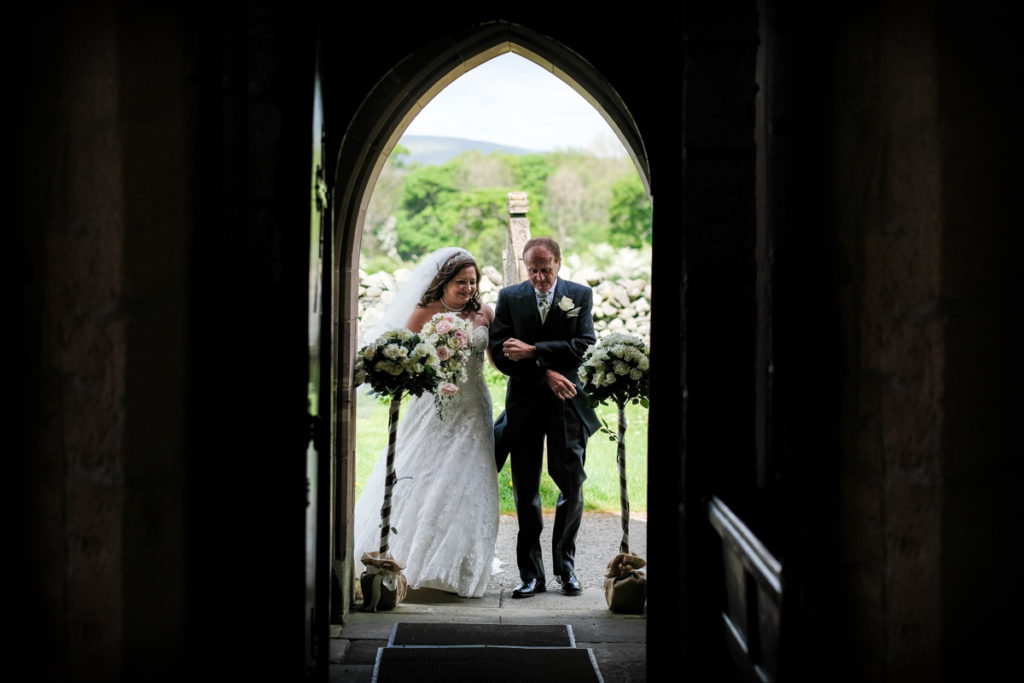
[395,135,539,166]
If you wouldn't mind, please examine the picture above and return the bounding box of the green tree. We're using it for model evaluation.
[508,153,555,234]
[509,153,554,197]
[399,164,458,216]
[363,144,412,262]
[389,143,411,168]
[364,146,652,269]
[393,164,459,260]
[394,165,517,265]
[607,173,652,247]
[448,188,510,267]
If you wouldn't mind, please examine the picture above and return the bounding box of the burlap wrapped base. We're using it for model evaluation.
[359,552,408,612]
[603,552,647,614]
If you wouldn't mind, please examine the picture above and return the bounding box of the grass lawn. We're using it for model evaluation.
[354,364,648,515]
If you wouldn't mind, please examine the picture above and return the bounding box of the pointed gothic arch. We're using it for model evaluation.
[324,21,652,619]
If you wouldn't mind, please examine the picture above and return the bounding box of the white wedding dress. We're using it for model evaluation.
[353,324,499,597]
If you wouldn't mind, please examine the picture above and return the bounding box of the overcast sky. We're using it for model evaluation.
[401,53,626,157]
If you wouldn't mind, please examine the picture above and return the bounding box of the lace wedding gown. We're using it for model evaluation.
[353,325,499,597]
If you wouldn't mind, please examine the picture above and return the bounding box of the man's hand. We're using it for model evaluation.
[502,338,536,362]
[544,369,577,401]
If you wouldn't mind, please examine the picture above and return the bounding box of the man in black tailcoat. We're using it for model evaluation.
[490,237,601,597]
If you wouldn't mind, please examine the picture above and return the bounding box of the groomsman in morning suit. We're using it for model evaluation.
[490,237,601,597]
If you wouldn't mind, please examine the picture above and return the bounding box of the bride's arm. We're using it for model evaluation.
[481,304,500,369]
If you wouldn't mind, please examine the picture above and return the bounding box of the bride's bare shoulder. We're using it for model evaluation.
[407,301,441,331]
[474,303,494,330]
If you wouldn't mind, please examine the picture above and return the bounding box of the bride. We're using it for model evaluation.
[353,246,499,597]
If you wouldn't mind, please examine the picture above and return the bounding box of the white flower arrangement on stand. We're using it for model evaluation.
[579,332,650,614]
[353,328,442,611]
[579,332,650,409]
[354,327,442,399]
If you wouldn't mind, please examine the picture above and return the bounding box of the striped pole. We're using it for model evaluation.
[617,401,630,555]
[379,393,402,557]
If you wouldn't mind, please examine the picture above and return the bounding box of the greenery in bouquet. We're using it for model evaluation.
[579,332,651,409]
[419,312,473,420]
[354,328,442,399]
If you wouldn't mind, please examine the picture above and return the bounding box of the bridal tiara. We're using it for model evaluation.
[441,252,475,271]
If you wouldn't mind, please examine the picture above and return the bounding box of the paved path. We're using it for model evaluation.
[488,511,648,595]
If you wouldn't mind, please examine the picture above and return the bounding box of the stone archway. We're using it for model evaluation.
[325,21,652,620]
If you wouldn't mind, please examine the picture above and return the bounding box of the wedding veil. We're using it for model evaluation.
[359,246,473,347]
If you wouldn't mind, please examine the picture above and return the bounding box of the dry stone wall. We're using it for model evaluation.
[358,246,651,347]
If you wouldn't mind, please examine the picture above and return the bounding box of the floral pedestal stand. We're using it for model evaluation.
[602,400,648,614]
[578,333,650,615]
[359,393,409,612]
[354,327,446,612]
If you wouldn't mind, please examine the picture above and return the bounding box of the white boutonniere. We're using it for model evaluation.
[558,296,575,312]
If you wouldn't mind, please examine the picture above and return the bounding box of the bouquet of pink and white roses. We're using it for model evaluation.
[419,312,473,419]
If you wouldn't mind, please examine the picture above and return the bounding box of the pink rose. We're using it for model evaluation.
[439,382,459,396]
[452,329,468,347]
[436,346,451,361]
[435,320,453,334]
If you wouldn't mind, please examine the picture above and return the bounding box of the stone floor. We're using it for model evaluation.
[330,512,648,682]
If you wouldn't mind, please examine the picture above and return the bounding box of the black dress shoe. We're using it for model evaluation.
[557,571,583,595]
[511,578,546,598]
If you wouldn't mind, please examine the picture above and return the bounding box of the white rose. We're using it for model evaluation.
[558,296,574,311]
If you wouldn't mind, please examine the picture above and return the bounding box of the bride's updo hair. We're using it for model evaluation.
[418,251,482,313]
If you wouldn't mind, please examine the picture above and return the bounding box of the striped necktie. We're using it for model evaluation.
[537,290,550,322]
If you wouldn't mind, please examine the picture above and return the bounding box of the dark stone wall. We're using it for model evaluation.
[822,1,1023,679]
[181,2,316,679]
[9,4,188,679]
[831,5,946,678]
[8,1,316,680]
[935,3,1024,679]
[677,3,762,676]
